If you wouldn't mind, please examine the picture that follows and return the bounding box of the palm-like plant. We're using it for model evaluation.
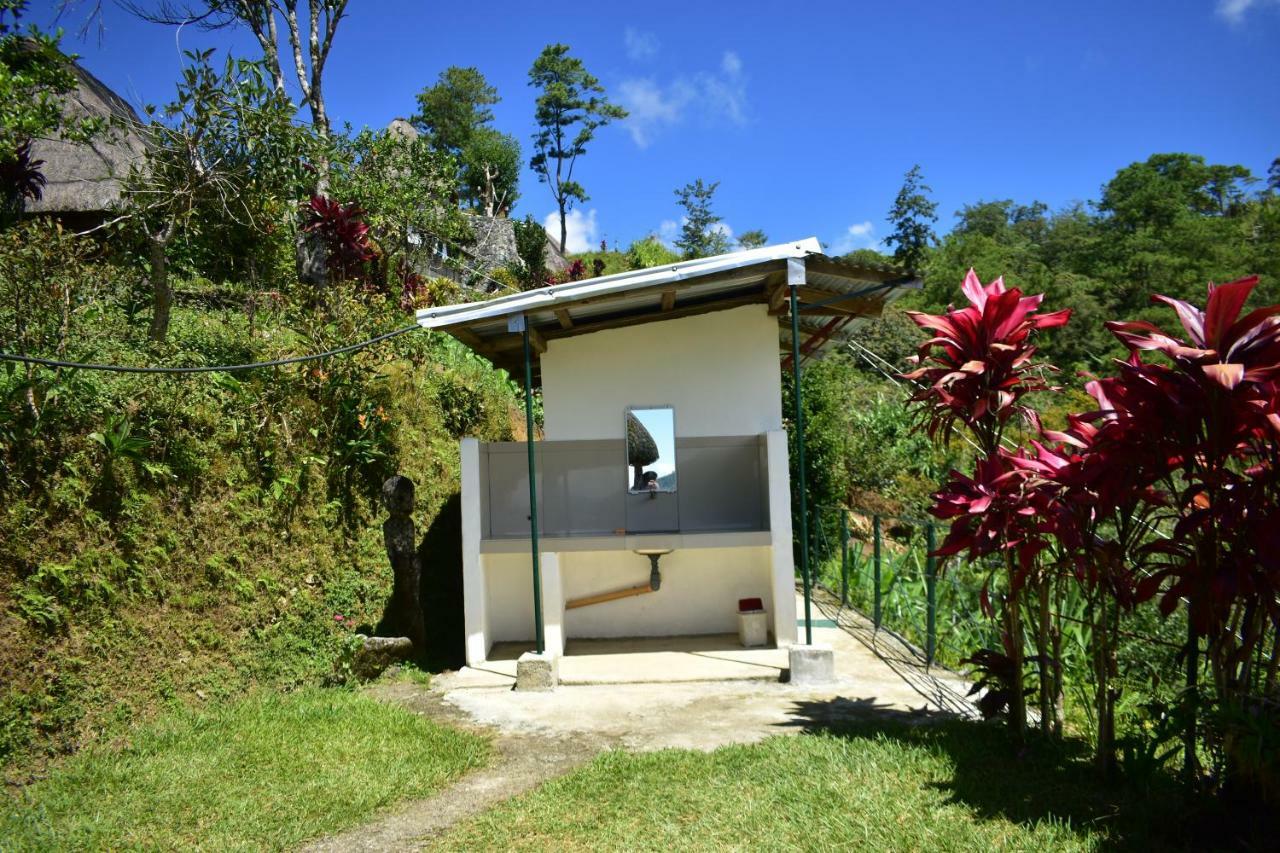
[906,268,1072,737]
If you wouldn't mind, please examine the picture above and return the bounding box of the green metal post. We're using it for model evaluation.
[789,283,812,646]
[839,510,849,607]
[521,318,545,654]
[925,522,937,669]
[873,514,882,630]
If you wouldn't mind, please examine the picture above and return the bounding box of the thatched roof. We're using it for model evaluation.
[626,412,659,467]
[24,57,147,215]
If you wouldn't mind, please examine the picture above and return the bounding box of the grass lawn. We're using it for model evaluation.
[0,687,488,851]
[436,715,1195,853]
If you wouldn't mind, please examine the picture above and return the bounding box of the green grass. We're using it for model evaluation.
[436,716,1195,852]
[0,688,489,851]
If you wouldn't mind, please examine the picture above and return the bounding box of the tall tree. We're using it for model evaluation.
[528,44,626,254]
[124,51,306,341]
[737,228,768,250]
[1266,156,1278,193]
[413,67,519,216]
[884,164,938,272]
[124,2,347,138]
[413,66,497,154]
[674,178,730,259]
[127,1,350,285]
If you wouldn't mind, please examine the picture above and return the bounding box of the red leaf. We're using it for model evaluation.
[1201,363,1244,389]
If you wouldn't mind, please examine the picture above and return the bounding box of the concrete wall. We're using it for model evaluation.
[540,304,784,440]
[481,546,774,644]
[560,547,773,638]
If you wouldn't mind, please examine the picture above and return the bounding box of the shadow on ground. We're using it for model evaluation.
[780,695,1274,852]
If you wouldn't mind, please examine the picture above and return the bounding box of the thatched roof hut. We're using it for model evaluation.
[24,56,147,226]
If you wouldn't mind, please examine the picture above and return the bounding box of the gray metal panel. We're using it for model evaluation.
[541,440,625,536]
[625,491,679,533]
[485,445,538,539]
[480,434,770,540]
[675,436,765,532]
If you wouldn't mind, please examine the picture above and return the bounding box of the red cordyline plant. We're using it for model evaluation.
[905,268,1071,453]
[907,269,1071,737]
[1090,277,1280,789]
[302,194,375,281]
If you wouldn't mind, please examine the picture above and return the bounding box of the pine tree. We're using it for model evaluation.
[885,165,938,272]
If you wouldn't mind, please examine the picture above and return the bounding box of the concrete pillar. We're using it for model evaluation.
[767,429,798,646]
[541,552,565,657]
[461,438,489,665]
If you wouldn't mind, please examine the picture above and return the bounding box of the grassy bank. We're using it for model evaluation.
[1,285,522,772]
[0,687,489,850]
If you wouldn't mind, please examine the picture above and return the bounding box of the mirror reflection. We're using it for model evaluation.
[626,407,676,493]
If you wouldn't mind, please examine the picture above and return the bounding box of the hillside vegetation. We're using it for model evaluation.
[0,222,522,771]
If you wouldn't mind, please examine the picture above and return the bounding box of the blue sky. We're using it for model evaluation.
[36,0,1280,254]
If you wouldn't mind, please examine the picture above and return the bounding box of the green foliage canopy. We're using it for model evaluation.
[412,66,519,215]
[884,164,938,273]
[674,178,730,259]
[528,44,626,254]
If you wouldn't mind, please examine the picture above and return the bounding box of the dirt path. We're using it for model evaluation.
[300,683,609,852]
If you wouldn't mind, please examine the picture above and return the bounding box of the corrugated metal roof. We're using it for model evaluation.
[416,237,919,375]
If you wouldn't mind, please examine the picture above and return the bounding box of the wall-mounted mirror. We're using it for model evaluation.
[626,407,676,493]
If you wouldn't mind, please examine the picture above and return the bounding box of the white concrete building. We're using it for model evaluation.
[416,239,916,667]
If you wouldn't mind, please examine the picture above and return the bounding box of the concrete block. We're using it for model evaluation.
[515,651,559,691]
[787,643,834,685]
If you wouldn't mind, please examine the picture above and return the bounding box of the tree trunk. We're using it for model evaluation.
[1005,580,1027,739]
[147,229,173,343]
[1038,580,1053,735]
[558,198,567,255]
[1051,588,1064,738]
[1094,597,1117,776]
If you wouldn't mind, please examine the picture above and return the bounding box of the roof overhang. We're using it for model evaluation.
[416,237,920,378]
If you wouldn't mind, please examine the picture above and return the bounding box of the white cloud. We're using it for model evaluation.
[831,221,884,255]
[1217,0,1280,24]
[619,49,749,147]
[617,78,685,147]
[657,218,681,248]
[543,208,599,254]
[624,27,659,61]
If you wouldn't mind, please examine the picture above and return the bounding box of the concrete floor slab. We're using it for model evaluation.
[427,591,978,752]
[476,634,788,685]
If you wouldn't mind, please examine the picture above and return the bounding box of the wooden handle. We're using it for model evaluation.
[565,582,654,610]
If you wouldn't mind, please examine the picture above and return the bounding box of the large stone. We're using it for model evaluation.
[787,643,835,685]
[515,651,559,692]
[353,635,414,681]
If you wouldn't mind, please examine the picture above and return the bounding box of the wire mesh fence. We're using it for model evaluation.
[808,505,1000,671]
